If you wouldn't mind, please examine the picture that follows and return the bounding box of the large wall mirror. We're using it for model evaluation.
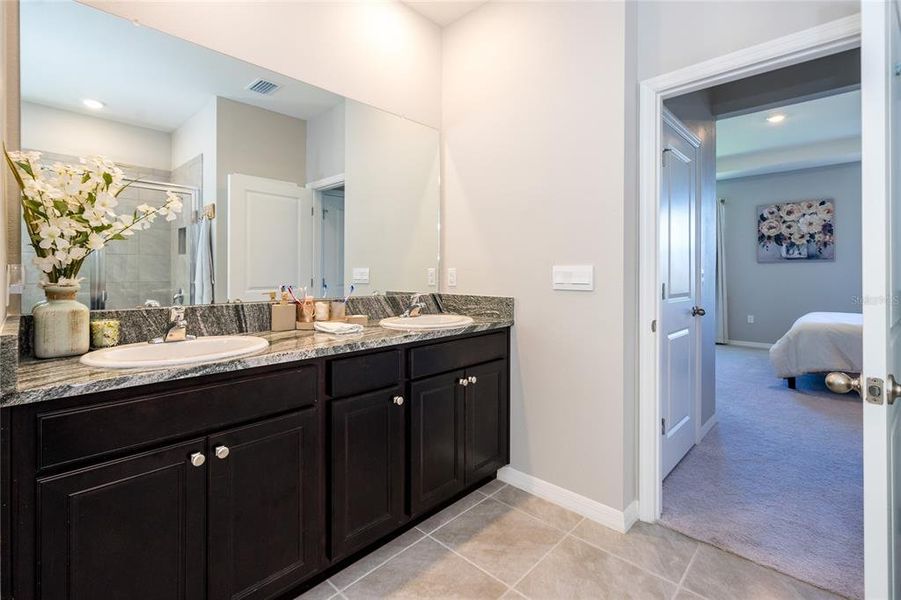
[17,0,440,312]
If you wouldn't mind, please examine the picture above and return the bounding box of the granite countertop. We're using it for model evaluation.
[5,316,512,407]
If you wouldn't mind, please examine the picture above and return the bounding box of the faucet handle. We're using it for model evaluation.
[169,305,186,322]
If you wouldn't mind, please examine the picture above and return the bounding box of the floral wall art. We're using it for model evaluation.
[757,200,835,263]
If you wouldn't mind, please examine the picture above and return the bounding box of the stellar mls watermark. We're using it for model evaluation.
[852,295,901,306]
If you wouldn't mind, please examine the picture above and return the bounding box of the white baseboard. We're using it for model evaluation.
[726,339,772,350]
[497,467,638,533]
[696,414,718,443]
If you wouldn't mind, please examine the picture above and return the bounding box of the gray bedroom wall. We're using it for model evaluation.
[719,162,861,345]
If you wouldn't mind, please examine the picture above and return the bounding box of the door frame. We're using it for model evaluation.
[307,174,346,296]
[637,15,861,523]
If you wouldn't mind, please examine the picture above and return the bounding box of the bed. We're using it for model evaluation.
[768,312,863,389]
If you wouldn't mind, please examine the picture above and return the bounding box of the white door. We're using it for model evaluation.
[320,191,345,298]
[659,109,702,478]
[226,174,314,301]
[854,2,901,597]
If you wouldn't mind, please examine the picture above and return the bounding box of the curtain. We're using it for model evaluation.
[715,198,728,344]
[193,215,215,304]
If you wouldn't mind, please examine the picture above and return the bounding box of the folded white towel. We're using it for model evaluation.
[314,321,364,335]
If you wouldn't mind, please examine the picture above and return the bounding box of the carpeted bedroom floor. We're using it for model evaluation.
[660,344,863,600]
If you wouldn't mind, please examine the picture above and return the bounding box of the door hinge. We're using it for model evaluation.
[662,148,671,166]
[651,320,657,332]
[311,206,315,216]
[661,283,666,299]
[661,418,666,435]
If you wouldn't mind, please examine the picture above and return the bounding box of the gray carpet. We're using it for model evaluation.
[660,345,863,600]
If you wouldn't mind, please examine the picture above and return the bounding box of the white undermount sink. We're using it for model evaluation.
[79,335,269,369]
[379,314,474,331]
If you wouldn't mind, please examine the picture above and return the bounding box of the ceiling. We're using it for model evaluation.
[401,1,487,26]
[21,0,343,132]
[716,89,861,179]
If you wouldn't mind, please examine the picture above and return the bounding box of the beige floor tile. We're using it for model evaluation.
[431,497,565,584]
[343,536,507,599]
[295,579,339,599]
[478,479,507,496]
[572,520,698,582]
[331,528,425,590]
[674,589,707,600]
[515,535,677,599]
[493,485,583,531]
[682,545,843,600]
[416,491,486,534]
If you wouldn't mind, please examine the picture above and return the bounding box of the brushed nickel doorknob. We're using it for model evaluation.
[826,372,861,396]
[393,396,404,406]
[215,446,230,460]
[691,306,706,317]
[190,452,206,467]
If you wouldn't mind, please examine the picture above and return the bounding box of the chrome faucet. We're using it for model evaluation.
[172,288,185,305]
[150,306,195,343]
[401,293,428,318]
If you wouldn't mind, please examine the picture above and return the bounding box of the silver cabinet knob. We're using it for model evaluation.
[215,445,230,460]
[468,376,478,384]
[458,378,469,387]
[190,452,206,467]
[393,396,404,406]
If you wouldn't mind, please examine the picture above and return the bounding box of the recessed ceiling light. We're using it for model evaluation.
[82,98,104,110]
[766,114,786,124]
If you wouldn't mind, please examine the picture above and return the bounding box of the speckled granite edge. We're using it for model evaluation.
[6,317,512,406]
[0,316,19,395]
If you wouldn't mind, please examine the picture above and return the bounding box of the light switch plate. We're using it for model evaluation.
[427,268,436,286]
[447,268,457,287]
[352,267,370,284]
[552,265,593,291]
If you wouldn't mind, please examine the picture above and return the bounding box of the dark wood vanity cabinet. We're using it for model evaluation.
[37,439,208,600]
[409,370,466,516]
[208,410,320,600]
[329,386,406,559]
[2,328,510,600]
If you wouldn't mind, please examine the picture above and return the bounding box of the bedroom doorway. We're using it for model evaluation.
[639,18,866,600]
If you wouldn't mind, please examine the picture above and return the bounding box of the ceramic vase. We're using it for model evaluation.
[32,284,90,359]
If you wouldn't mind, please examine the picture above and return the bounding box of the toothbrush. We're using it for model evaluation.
[285,285,301,304]
[343,284,355,304]
[322,281,328,298]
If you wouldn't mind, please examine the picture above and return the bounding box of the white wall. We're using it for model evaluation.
[81,1,442,129]
[345,100,439,294]
[306,101,346,183]
[720,162,862,345]
[634,0,859,80]
[22,102,171,170]
[171,96,217,206]
[443,1,629,511]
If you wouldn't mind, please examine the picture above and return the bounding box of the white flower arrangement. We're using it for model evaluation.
[758,200,834,256]
[5,150,183,286]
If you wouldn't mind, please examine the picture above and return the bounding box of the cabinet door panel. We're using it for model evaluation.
[410,371,465,516]
[330,388,405,559]
[208,410,320,600]
[37,439,206,600]
[465,360,509,484]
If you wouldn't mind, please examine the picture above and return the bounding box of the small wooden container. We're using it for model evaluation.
[346,315,369,326]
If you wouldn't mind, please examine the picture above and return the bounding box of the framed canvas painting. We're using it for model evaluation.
[757,200,835,263]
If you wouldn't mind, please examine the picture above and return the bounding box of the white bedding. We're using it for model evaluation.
[768,312,863,378]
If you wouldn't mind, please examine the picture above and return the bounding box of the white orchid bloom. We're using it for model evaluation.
[94,190,119,215]
[67,247,87,261]
[86,232,105,250]
[32,255,56,273]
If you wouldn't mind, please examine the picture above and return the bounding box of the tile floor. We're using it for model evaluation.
[299,481,843,600]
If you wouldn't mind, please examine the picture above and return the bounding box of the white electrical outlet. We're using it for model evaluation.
[447,268,457,287]
[427,268,436,286]
[747,315,755,324]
